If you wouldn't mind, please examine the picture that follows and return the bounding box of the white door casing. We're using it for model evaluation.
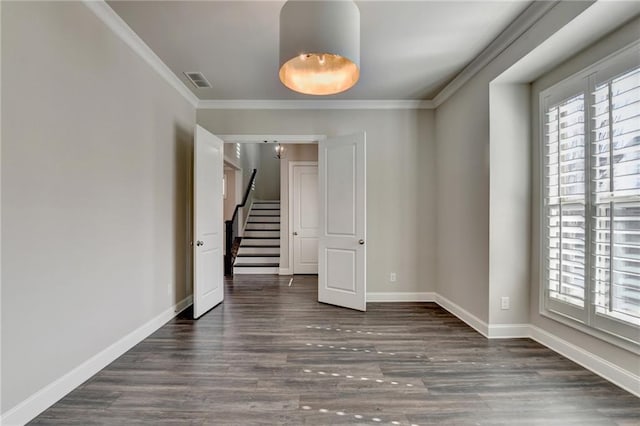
[318,132,366,311]
[193,125,224,319]
[291,163,319,274]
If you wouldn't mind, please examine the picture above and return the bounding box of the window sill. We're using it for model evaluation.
[540,308,640,356]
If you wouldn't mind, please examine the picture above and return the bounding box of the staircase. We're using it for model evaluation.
[233,201,280,274]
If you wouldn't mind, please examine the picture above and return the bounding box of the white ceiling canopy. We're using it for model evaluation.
[107,0,531,101]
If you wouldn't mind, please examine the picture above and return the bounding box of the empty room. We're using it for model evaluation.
[1,0,639,425]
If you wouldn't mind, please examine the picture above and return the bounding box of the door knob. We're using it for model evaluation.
[359,239,365,245]
[293,232,298,236]
[196,240,204,246]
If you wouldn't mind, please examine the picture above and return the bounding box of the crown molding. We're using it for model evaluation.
[219,134,326,144]
[83,0,199,108]
[84,0,556,111]
[432,1,558,107]
[197,99,434,110]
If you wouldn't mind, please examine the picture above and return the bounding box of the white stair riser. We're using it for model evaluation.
[245,224,280,231]
[252,204,280,210]
[244,230,280,238]
[247,217,280,223]
[240,239,279,247]
[238,247,281,255]
[235,257,280,265]
[249,210,280,217]
[233,266,279,274]
[231,202,282,274]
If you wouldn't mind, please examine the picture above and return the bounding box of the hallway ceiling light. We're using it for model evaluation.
[274,143,285,159]
[279,0,360,96]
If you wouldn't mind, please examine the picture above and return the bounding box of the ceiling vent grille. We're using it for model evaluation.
[184,72,212,88]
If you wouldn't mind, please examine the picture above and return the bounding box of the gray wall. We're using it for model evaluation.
[256,143,281,201]
[436,2,639,377]
[197,109,437,294]
[1,1,195,413]
[222,142,281,228]
[434,1,592,323]
[224,142,259,230]
[488,83,531,325]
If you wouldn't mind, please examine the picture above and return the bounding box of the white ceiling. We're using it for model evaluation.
[108,0,531,101]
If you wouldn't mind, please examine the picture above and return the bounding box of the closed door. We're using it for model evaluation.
[292,164,318,274]
[193,125,224,319]
[318,132,366,311]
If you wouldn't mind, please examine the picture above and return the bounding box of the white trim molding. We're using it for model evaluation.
[83,0,199,108]
[278,268,293,276]
[83,0,558,112]
[434,294,490,338]
[174,295,193,314]
[198,99,434,110]
[220,135,326,144]
[288,161,319,276]
[432,1,558,107]
[431,295,530,339]
[487,323,530,339]
[433,295,638,395]
[529,325,640,398]
[367,292,436,303]
[0,296,193,426]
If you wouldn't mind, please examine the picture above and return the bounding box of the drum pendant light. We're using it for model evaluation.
[279,0,360,96]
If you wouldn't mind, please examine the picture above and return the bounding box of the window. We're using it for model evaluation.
[541,45,640,345]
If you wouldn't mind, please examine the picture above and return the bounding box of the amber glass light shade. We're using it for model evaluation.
[279,53,359,95]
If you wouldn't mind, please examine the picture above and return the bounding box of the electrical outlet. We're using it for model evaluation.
[167,282,173,296]
[501,296,510,310]
[390,272,397,283]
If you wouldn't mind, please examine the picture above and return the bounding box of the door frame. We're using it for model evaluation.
[217,134,367,308]
[288,161,319,275]
[220,135,324,276]
[222,159,242,255]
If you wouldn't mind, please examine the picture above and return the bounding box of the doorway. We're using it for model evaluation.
[196,132,367,312]
[289,161,319,274]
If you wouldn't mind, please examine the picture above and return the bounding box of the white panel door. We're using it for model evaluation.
[293,163,319,274]
[193,125,224,319]
[318,132,366,311]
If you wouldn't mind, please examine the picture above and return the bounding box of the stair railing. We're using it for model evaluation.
[225,168,257,275]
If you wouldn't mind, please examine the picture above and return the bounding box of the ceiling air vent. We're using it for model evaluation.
[184,72,212,88]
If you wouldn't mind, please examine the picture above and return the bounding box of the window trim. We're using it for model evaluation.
[538,41,640,355]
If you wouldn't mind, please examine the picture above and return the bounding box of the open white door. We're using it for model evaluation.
[193,125,224,319]
[318,132,366,311]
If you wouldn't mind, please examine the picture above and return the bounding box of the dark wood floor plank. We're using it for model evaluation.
[31,274,639,425]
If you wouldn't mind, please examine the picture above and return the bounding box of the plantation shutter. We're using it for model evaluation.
[591,67,640,336]
[544,93,588,320]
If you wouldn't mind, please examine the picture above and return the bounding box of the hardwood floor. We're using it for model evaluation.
[31,275,639,425]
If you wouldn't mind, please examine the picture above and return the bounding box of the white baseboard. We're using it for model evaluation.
[434,294,490,337]
[432,296,638,395]
[487,323,530,338]
[174,295,193,313]
[529,325,640,398]
[366,292,436,302]
[0,296,193,426]
[278,267,292,275]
